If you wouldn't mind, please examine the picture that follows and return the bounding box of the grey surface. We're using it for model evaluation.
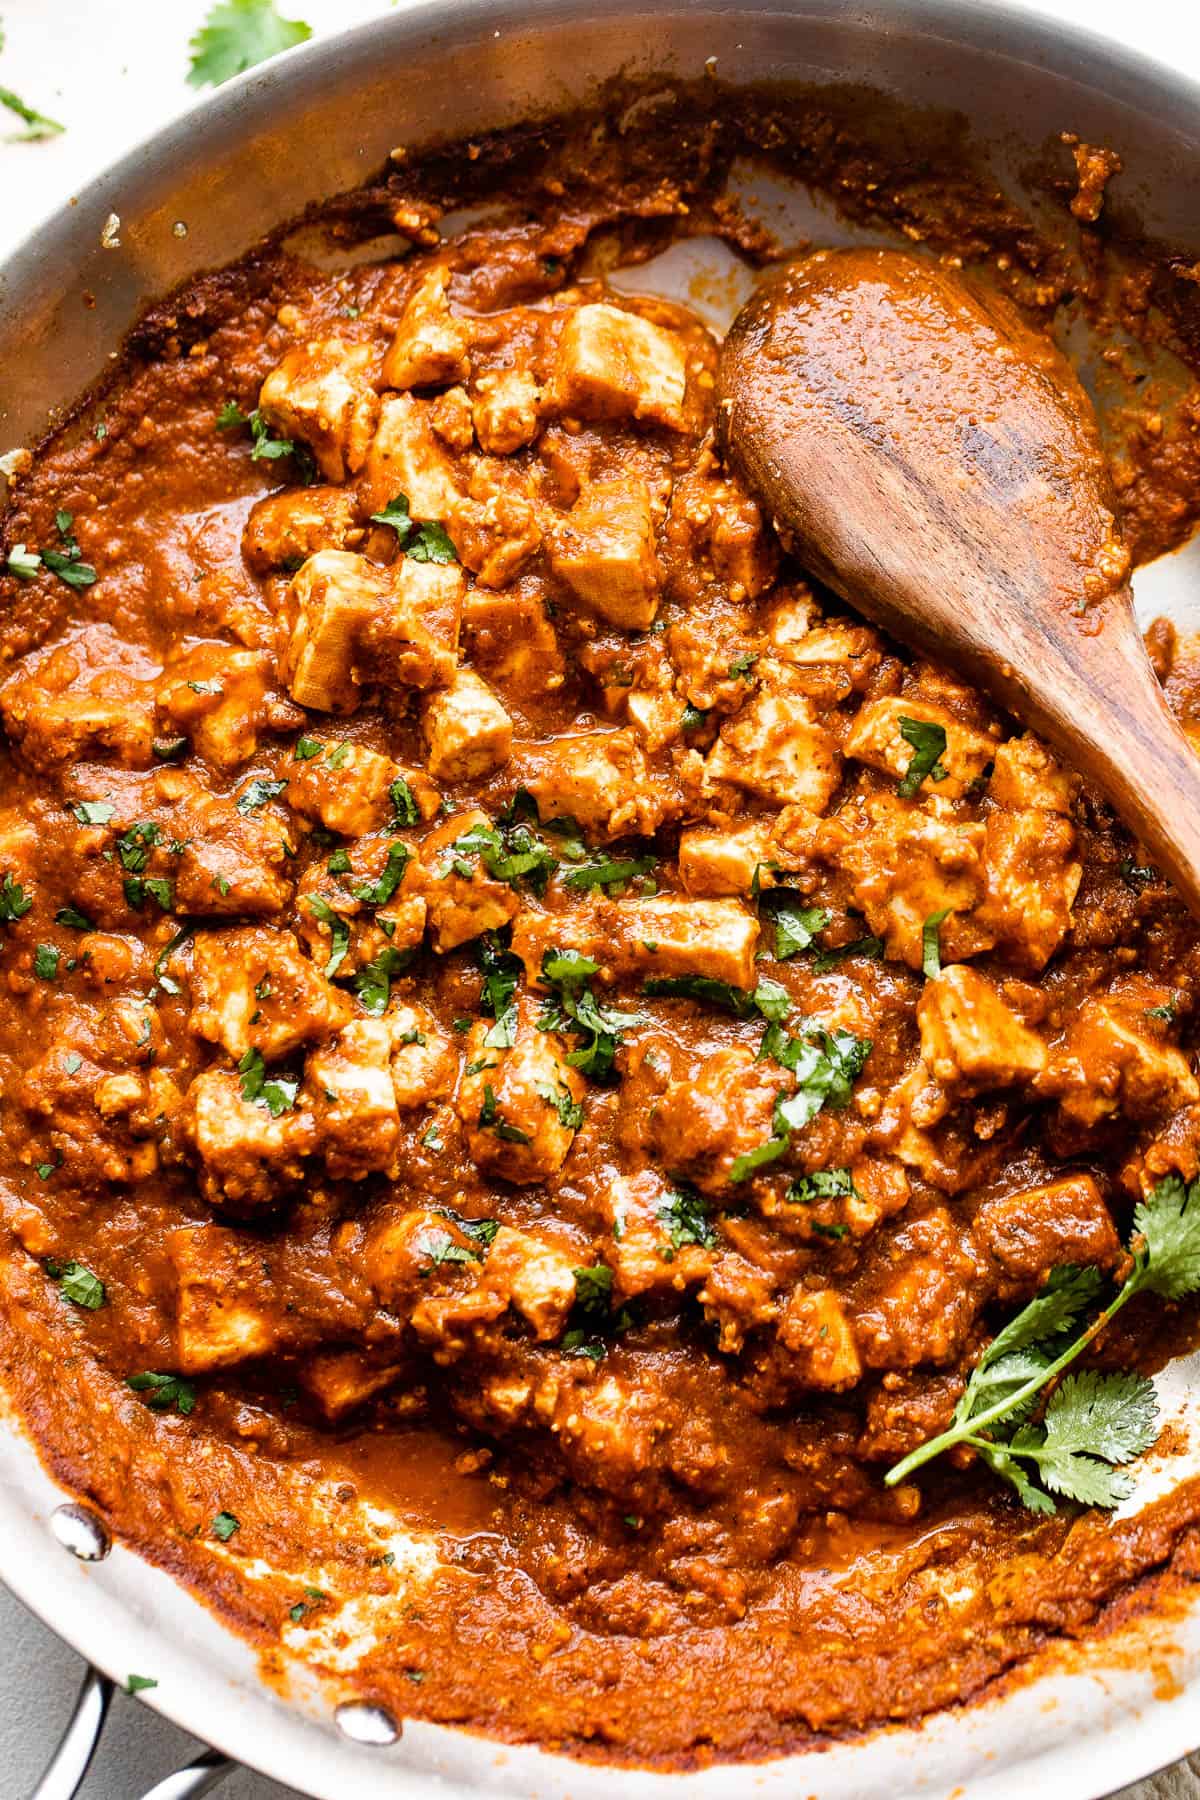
[0,1583,298,1800]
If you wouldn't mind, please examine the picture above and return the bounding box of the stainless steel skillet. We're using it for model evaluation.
[6,2,1200,1794]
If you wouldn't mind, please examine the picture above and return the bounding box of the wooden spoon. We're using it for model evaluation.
[717,246,1200,917]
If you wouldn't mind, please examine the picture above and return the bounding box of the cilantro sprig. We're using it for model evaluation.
[896,716,949,799]
[188,0,312,90]
[371,492,459,564]
[885,1175,1200,1510]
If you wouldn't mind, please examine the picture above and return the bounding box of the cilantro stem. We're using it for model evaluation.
[884,1267,1144,1488]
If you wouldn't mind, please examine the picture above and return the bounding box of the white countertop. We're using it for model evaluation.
[2,0,1200,1793]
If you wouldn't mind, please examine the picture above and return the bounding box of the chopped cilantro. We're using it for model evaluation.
[0,87,63,141]
[0,873,32,922]
[71,800,114,825]
[352,842,410,907]
[478,1082,533,1144]
[811,933,884,974]
[48,1260,105,1309]
[236,777,288,814]
[293,735,323,761]
[681,703,709,731]
[5,543,42,580]
[370,490,458,563]
[212,1510,240,1542]
[306,896,350,978]
[33,943,59,981]
[729,652,759,680]
[55,905,93,932]
[124,1674,158,1696]
[762,894,830,961]
[897,716,949,798]
[789,1166,857,1205]
[388,777,420,827]
[353,946,411,1016]
[237,1047,298,1117]
[657,1188,716,1251]
[562,853,657,894]
[922,907,951,980]
[127,1371,196,1415]
[536,1080,585,1131]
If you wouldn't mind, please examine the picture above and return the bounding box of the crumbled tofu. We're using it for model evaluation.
[776,1288,863,1391]
[472,367,541,454]
[548,477,662,630]
[289,741,402,837]
[918,965,1046,1092]
[381,267,471,390]
[413,808,521,950]
[280,549,462,713]
[259,338,379,484]
[422,668,513,784]
[522,728,676,838]
[241,486,358,574]
[457,1006,585,1185]
[551,303,687,430]
[187,926,350,1062]
[769,613,883,705]
[705,666,841,812]
[359,392,463,522]
[844,696,998,802]
[166,1224,284,1371]
[180,1071,313,1210]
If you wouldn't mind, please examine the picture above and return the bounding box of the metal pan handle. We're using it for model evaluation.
[31,1665,234,1800]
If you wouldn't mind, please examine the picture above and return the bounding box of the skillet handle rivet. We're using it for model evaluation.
[50,1501,112,1561]
[334,1700,402,1746]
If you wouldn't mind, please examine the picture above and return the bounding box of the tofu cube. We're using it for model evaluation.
[180,1072,312,1211]
[463,589,564,697]
[678,822,777,896]
[305,1019,401,1180]
[156,647,283,772]
[382,267,471,390]
[297,1347,410,1421]
[241,486,359,574]
[281,550,461,714]
[1043,991,1200,1127]
[166,1225,283,1372]
[472,368,541,454]
[605,895,760,990]
[422,668,513,784]
[551,303,687,430]
[776,1288,863,1391]
[413,809,521,951]
[973,1175,1121,1298]
[918,965,1046,1092]
[359,392,463,522]
[484,1225,578,1339]
[187,925,350,1061]
[522,728,658,838]
[258,338,379,484]
[289,741,402,837]
[845,696,997,802]
[457,1008,585,1185]
[548,477,662,630]
[705,668,841,813]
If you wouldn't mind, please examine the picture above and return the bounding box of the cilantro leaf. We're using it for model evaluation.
[563,853,657,894]
[33,943,59,981]
[0,873,32,923]
[237,1048,298,1117]
[49,1260,105,1309]
[1132,1175,1200,1299]
[187,0,312,89]
[657,1188,716,1251]
[127,1371,196,1415]
[352,945,411,1016]
[305,896,350,979]
[922,906,951,980]
[763,894,830,961]
[0,86,64,140]
[478,1082,533,1143]
[212,1510,240,1542]
[389,777,420,827]
[811,933,884,974]
[236,777,288,815]
[896,716,949,798]
[352,843,410,908]
[5,543,42,579]
[369,490,458,563]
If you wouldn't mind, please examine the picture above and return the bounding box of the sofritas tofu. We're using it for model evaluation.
[186,926,350,1062]
[412,807,521,951]
[1040,984,1200,1127]
[918,965,1046,1092]
[520,727,677,838]
[381,267,471,390]
[511,895,759,992]
[240,486,359,574]
[156,647,301,772]
[280,549,463,713]
[704,665,841,813]
[550,302,688,430]
[463,589,564,698]
[0,624,158,772]
[359,392,464,521]
[152,772,297,919]
[646,1046,784,1194]
[166,1224,288,1372]
[457,1004,585,1185]
[296,1347,411,1422]
[289,740,402,837]
[179,1071,314,1211]
[775,1288,863,1391]
[258,337,380,484]
[472,367,541,454]
[837,791,993,970]
[422,669,513,783]
[678,822,778,896]
[548,476,662,630]
[975,735,1082,969]
[972,1174,1121,1299]
[844,695,998,801]
[602,1170,715,1302]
